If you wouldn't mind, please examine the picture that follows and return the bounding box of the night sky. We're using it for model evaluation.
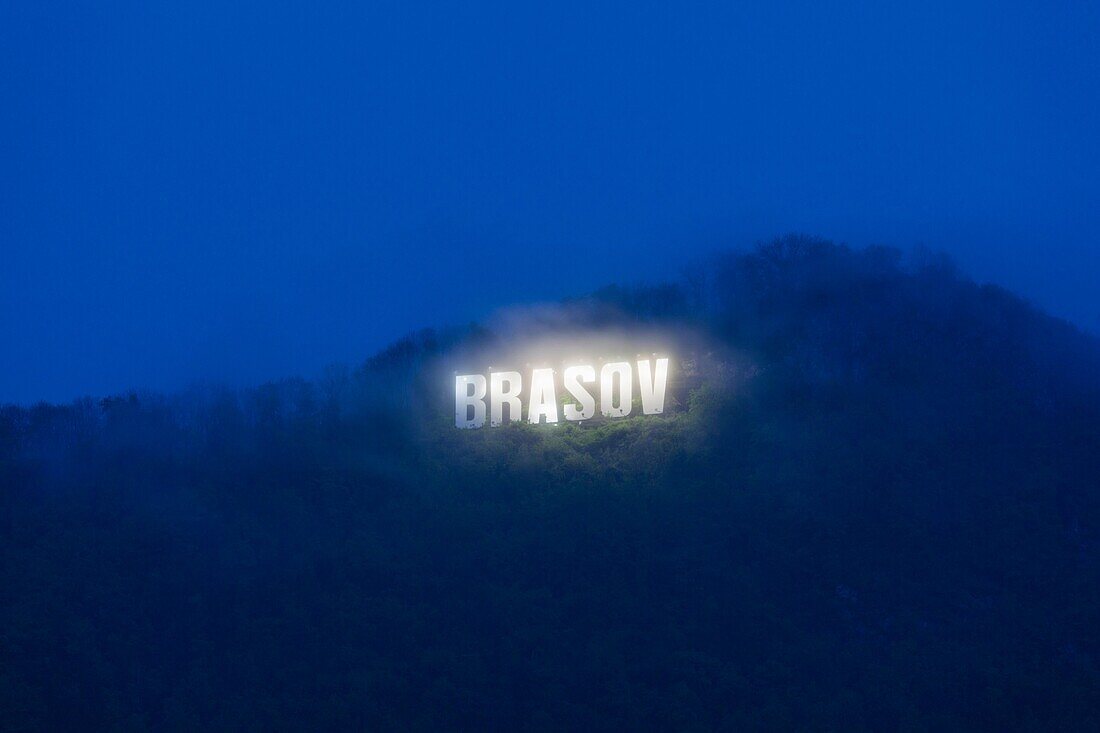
[4,1,1098,403]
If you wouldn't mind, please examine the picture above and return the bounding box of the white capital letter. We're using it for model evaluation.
[455,374,487,428]
[527,368,559,424]
[637,358,669,415]
[600,362,632,418]
[563,365,596,421]
[490,371,523,427]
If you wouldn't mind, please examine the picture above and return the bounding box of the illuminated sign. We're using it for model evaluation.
[455,357,670,428]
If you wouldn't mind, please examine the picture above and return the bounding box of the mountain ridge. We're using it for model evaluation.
[3,236,1099,731]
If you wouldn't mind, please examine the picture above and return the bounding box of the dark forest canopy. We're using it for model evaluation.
[3,237,1100,731]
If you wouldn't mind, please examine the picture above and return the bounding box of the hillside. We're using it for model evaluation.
[3,237,1100,731]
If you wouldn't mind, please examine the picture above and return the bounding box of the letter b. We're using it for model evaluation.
[455,374,487,428]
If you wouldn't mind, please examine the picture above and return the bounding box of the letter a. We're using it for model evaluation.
[527,368,559,424]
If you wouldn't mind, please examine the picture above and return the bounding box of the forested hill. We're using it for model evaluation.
[3,237,1100,731]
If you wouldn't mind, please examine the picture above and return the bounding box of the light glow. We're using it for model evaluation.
[455,357,670,429]
[527,368,558,424]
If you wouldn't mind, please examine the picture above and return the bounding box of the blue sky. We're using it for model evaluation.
[3,1,1098,403]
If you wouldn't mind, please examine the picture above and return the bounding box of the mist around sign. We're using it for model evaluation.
[455,357,670,429]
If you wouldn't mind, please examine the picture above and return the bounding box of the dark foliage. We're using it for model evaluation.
[3,237,1100,731]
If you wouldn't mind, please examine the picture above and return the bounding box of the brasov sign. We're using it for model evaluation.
[455,358,670,429]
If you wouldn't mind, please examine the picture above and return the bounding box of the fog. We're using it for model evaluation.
[4,1,1099,403]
